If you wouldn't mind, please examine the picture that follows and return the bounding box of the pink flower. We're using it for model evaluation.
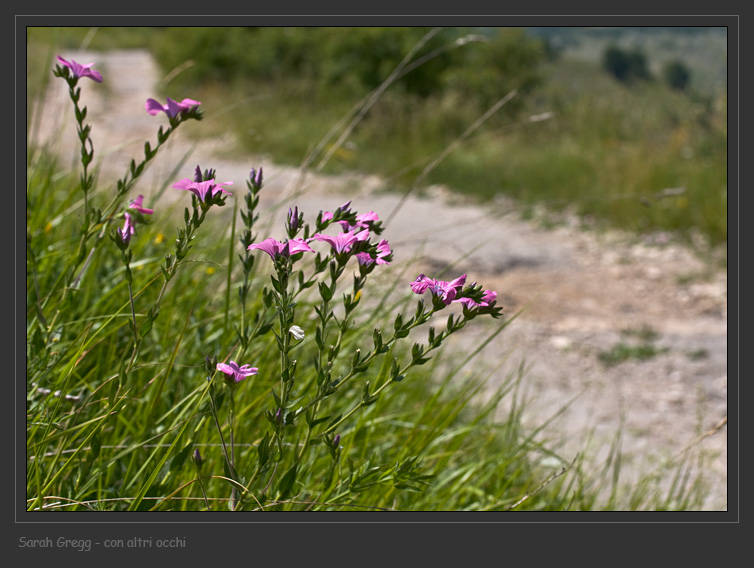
[128,194,154,215]
[56,55,103,82]
[409,275,432,295]
[356,239,391,266]
[248,237,314,259]
[411,274,467,305]
[338,210,380,232]
[310,229,369,255]
[321,201,352,222]
[481,289,497,304]
[453,289,497,309]
[216,361,258,384]
[173,178,233,202]
[145,97,201,118]
[357,211,380,223]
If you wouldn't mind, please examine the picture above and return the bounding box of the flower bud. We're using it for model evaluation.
[193,448,204,472]
[205,355,218,377]
[116,227,130,246]
[249,167,264,190]
[287,206,300,234]
[193,165,216,182]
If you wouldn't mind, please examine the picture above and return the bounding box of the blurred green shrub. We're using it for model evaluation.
[602,44,652,83]
[439,28,549,112]
[663,59,692,91]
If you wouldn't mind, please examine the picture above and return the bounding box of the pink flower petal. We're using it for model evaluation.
[145,98,166,115]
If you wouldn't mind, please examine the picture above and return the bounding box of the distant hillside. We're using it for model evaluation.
[525,27,728,96]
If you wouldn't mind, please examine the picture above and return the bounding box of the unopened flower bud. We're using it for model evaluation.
[193,165,216,182]
[116,227,130,246]
[249,167,263,190]
[205,355,218,377]
[288,206,300,233]
[193,448,204,471]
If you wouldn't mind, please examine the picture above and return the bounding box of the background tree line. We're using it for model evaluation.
[602,44,692,91]
[152,27,552,116]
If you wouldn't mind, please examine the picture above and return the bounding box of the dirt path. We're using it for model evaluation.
[33,49,728,510]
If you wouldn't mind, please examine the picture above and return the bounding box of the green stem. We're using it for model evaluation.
[207,380,236,480]
[127,281,137,341]
[47,118,183,341]
[66,81,93,221]
[224,196,238,338]
[229,391,238,510]
[323,316,466,436]
[197,476,211,511]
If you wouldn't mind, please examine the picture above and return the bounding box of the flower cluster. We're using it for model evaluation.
[455,289,498,310]
[173,178,234,203]
[249,203,392,268]
[411,274,468,305]
[338,210,380,233]
[411,273,501,316]
[172,165,233,203]
[357,239,391,266]
[321,201,352,223]
[317,206,390,266]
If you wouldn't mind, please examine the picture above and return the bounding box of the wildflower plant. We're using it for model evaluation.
[234,168,276,350]
[25,53,554,515]
[38,57,204,368]
[223,183,506,507]
[52,56,101,223]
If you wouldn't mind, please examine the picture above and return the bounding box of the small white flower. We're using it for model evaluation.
[289,325,305,341]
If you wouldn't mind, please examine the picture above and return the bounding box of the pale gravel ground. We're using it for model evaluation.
[32,49,729,510]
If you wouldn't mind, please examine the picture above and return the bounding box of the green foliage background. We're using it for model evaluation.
[27,26,727,249]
